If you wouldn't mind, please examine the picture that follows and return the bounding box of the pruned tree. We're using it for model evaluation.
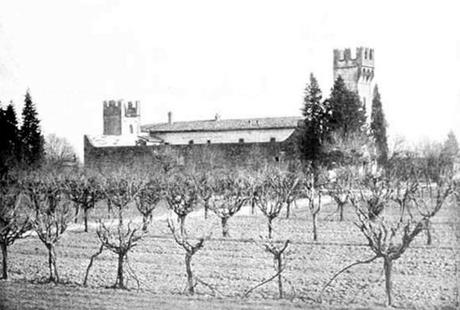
[254,170,288,239]
[244,239,291,299]
[194,171,214,219]
[25,174,73,283]
[281,171,301,219]
[209,174,249,237]
[164,173,199,235]
[325,167,352,221]
[135,176,164,232]
[167,217,213,295]
[84,173,144,289]
[321,170,453,306]
[300,167,327,241]
[64,173,104,232]
[0,175,32,279]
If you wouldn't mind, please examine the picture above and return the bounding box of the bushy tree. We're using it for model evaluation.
[135,175,164,232]
[370,85,389,165]
[328,76,367,138]
[20,91,44,166]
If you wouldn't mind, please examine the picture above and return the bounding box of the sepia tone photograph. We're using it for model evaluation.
[0,1,459,309]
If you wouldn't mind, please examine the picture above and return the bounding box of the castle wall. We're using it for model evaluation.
[152,128,296,145]
[84,132,299,171]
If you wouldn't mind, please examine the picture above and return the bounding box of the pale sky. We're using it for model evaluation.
[0,0,459,160]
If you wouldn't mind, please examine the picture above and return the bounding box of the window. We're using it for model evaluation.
[270,137,276,142]
[364,49,368,59]
[239,138,244,143]
[369,50,373,60]
[129,124,133,134]
[274,156,280,162]
[207,140,211,144]
[188,140,194,145]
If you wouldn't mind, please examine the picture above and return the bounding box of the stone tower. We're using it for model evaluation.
[333,47,375,115]
[103,99,140,136]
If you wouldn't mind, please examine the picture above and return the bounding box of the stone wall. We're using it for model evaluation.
[84,131,300,171]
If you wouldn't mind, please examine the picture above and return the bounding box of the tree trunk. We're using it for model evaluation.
[339,203,344,222]
[142,215,149,232]
[185,253,194,295]
[179,215,186,236]
[107,200,112,218]
[84,207,89,232]
[47,244,59,283]
[277,255,283,298]
[268,218,273,239]
[251,198,255,215]
[384,257,393,306]
[221,217,229,237]
[312,213,318,241]
[74,203,79,223]
[286,202,290,219]
[425,220,432,245]
[115,252,125,288]
[1,242,7,279]
[204,200,209,219]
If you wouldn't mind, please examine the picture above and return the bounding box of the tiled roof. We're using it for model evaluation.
[85,134,162,147]
[141,116,303,133]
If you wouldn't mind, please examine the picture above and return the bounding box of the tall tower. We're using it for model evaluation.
[333,47,375,115]
[103,99,140,136]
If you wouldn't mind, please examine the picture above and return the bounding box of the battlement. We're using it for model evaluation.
[333,47,374,68]
[124,100,140,117]
[103,100,122,116]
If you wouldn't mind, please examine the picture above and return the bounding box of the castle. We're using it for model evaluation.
[84,47,375,168]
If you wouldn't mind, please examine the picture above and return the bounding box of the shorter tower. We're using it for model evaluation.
[103,99,140,136]
[333,47,375,114]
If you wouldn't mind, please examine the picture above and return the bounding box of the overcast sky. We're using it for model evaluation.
[0,0,459,160]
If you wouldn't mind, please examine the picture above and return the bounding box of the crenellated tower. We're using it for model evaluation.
[333,47,375,116]
[103,99,140,135]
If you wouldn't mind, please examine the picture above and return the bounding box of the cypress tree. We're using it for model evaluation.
[328,76,367,138]
[298,73,330,164]
[5,103,20,162]
[20,90,44,166]
[370,85,388,165]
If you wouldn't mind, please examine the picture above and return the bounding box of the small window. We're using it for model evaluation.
[364,49,368,59]
[270,137,276,142]
[239,138,244,143]
[207,140,211,144]
[129,124,133,134]
[274,156,280,162]
[188,140,194,145]
[369,50,373,60]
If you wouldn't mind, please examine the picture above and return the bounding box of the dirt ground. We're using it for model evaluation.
[0,197,458,309]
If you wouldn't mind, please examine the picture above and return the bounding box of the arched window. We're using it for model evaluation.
[129,124,133,134]
[364,49,368,59]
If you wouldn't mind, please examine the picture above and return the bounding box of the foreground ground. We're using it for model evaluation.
[0,198,458,309]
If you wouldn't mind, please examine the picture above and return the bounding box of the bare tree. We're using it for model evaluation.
[209,174,249,237]
[64,172,104,232]
[194,171,214,219]
[44,133,77,166]
[135,175,164,232]
[300,167,327,241]
[164,173,199,235]
[0,175,32,279]
[321,171,453,306]
[254,170,287,239]
[244,239,290,299]
[325,167,352,221]
[84,173,144,289]
[167,217,213,295]
[25,174,73,283]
